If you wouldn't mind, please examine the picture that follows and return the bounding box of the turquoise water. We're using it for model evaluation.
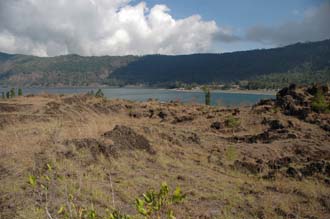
[0,87,274,106]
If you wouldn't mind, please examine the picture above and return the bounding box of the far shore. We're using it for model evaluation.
[169,88,277,95]
[0,85,277,96]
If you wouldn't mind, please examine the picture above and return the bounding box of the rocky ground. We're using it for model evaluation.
[0,85,330,219]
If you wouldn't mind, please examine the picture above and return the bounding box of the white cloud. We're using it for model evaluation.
[246,2,330,46]
[0,0,218,56]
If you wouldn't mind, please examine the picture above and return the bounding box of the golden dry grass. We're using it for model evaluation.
[0,94,330,219]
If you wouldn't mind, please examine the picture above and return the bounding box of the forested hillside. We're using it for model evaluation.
[110,40,330,86]
[0,54,136,86]
[0,39,329,87]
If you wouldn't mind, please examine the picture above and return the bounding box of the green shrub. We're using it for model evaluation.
[225,116,240,128]
[135,182,185,219]
[311,91,330,113]
[18,88,23,96]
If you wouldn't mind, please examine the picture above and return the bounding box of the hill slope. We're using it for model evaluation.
[0,39,329,87]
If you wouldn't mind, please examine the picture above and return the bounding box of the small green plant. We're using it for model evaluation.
[28,163,57,218]
[135,182,185,219]
[108,210,131,219]
[18,88,23,96]
[225,116,240,129]
[95,89,104,98]
[28,175,37,187]
[87,209,97,219]
[311,90,330,113]
[225,145,237,162]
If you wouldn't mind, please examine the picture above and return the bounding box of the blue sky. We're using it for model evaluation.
[143,0,323,25]
[142,0,328,52]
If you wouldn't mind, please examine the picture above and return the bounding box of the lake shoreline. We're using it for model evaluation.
[1,85,277,96]
[168,88,277,96]
[0,87,275,106]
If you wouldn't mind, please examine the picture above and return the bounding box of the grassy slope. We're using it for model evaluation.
[1,92,330,218]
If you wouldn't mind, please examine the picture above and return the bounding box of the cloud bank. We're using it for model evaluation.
[0,0,218,56]
[214,27,241,43]
[0,1,329,56]
[246,2,330,46]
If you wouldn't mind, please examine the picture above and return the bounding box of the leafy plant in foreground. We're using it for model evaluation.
[135,182,185,219]
[28,165,185,219]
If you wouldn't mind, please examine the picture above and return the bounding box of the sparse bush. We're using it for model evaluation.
[225,116,240,128]
[225,145,238,162]
[311,90,330,113]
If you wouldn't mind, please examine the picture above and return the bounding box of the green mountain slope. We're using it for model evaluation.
[0,39,329,87]
[110,40,330,86]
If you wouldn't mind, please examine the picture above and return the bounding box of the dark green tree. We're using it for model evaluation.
[10,88,16,98]
[6,91,10,99]
[18,88,23,96]
[203,86,211,106]
[95,89,104,98]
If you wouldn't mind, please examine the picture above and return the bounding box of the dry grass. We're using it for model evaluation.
[1,94,330,218]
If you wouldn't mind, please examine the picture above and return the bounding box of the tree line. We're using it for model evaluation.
[1,88,23,99]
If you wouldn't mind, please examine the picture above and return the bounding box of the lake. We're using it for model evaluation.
[0,87,275,106]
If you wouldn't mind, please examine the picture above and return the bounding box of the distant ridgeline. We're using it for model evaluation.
[0,39,329,88]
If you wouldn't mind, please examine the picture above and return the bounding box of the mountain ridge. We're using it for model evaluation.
[0,39,329,87]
